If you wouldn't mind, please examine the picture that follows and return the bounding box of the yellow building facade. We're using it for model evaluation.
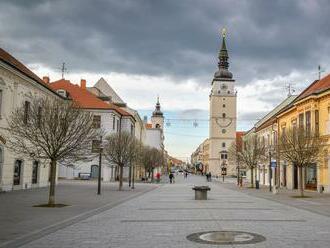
[277,74,330,192]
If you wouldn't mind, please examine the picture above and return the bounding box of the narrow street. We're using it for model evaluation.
[13,175,330,248]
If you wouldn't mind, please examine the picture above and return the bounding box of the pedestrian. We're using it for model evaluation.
[156,172,161,183]
[169,173,173,184]
[206,173,209,182]
[209,172,212,182]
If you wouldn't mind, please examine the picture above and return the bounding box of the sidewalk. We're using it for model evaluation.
[20,175,330,248]
[0,180,157,248]
[216,177,330,217]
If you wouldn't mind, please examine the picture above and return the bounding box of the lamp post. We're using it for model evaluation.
[97,140,103,195]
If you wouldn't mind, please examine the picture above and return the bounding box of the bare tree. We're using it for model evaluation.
[104,131,140,190]
[232,135,265,187]
[278,127,323,197]
[141,146,163,181]
[228,138,245,185]
[6,97,99,206]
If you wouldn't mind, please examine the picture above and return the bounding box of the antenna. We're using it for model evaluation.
[318,65,325,80]
[285,83,295,97]
[60,62,68,79]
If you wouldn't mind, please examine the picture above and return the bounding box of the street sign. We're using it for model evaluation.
[271,161,277,168]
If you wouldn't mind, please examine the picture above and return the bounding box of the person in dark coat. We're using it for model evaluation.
[169,173,174,184]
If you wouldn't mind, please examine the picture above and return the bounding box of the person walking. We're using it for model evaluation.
[169,173,174,184]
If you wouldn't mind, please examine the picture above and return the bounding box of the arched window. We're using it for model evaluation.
[156,124,160,129]
[222,113,226,118]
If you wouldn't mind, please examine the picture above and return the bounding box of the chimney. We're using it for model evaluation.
[80,79,86,89]
[43,76,50,84]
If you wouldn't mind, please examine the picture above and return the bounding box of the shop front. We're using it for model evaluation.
[305,163,317,191]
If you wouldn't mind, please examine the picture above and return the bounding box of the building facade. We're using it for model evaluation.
[0,48,61,191]
[209,30,237,177]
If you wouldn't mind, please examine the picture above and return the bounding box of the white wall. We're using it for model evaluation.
[0,61,59,191]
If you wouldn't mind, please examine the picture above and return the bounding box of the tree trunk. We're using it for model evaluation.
[119,164,123,191]
[48,159,57,206]
[250,168,254,188]
[298,166,304,197]
[151,168,154,182]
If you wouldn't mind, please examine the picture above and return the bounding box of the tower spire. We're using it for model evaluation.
[214,28,233,79]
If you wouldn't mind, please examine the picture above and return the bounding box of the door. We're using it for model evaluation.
[293,164,298,189]
[91,165,99,179]
[32,161,38,184]
[13,160,22,185]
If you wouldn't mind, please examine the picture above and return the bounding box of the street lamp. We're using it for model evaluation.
[97,138,103,195]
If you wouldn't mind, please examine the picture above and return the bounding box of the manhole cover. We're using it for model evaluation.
[187,231,266,245]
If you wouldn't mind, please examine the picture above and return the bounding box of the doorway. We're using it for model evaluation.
[91,165,99,179]
[13,160,23,185]
[293,164,298,189]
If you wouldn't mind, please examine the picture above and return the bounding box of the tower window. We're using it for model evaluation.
[218,90,221,94]
[222,142,226,148]
[222,129,226,134]
[222,113,226,118]
[156,124,160,129]
[227,90,230,94]
[223,98,225,101]
[223,104,226,108]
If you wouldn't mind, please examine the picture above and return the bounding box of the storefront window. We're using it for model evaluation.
[305,164,317,190]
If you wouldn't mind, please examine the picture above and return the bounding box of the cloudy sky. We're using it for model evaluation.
[1,0,329,160]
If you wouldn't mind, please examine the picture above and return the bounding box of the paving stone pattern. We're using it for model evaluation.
[20,176,330,247]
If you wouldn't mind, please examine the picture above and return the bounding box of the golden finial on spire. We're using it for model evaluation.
[221,28,226,38]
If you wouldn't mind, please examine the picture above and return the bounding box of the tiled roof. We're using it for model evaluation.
[296,73,330,101]
[145,123,152,129]
[50,79,132,116]
[0,47,58,94]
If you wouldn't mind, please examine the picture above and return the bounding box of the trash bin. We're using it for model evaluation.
[255,180,259,189]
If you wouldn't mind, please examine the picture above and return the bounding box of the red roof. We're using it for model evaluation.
[296,73,330,101]
[236,131,244,140]
[50,79,131,116]
[145,123,152,129]
[0,47,58,95]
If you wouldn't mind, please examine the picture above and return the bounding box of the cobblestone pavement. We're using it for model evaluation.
[0,180,157,248]
[216,177,330,217]
[16,175,330,248]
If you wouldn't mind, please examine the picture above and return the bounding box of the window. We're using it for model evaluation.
[222,129,226,134]
[32,161,38,184]
[305,111,311,134]
[0,89,2,117]
[222,142,226,148]
[315,110,319,135]
[92,115,101,128]
[298,113,304,129]
[223,104,226,108]
[222,113,226,118]
[156,124,160,129]
[13,160,22,185]
[24,101,30,124]
[113,116,115,130]
[221,153,228,159]
[91,140,101,153]
[227,91,230,94]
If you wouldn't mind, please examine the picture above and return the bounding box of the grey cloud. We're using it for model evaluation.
[0,0,329,87]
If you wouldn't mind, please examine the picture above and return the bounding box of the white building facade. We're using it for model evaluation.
[0,48,61,191]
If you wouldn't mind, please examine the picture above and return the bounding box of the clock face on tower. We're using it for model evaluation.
[221,84,228,90]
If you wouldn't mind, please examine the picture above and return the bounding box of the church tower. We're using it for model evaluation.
[151,97,164,129]
[209,29,237,176]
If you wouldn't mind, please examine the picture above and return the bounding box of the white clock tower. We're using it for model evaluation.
[209,29,237,177]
